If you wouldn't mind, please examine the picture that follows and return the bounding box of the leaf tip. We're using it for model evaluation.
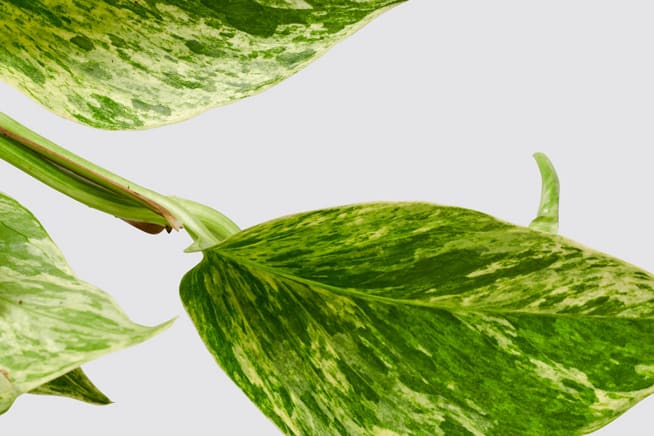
[153,317,177,335]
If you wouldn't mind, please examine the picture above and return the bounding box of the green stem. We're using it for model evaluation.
[0,113,239,250]
[168,197,241,251]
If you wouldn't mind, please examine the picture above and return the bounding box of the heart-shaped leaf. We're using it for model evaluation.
[0,0,404,129]
[0,192,171,414]
[181,202,654,435]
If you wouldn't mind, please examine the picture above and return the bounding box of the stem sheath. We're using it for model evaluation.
[0,113,239,250]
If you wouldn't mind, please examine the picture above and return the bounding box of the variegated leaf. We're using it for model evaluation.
[181,202,654,435]
[0,192,171,414]
[0,0,404,129]
[29,368,111,405]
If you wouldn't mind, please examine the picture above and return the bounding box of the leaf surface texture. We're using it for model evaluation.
[0,0,403,129]
[181,202,654,435]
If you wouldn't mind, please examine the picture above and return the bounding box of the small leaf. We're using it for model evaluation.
[181,202,654,435]
[0,0,405,129]
[0,192,172,414]
[29,368,111,405]
[529,152,560,234]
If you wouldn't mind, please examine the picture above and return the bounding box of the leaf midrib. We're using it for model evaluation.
[214,249,654,320]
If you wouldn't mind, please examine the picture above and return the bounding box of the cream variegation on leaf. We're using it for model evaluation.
[0,192,171,414]
[0,0,405,129]
[180,157,654,435]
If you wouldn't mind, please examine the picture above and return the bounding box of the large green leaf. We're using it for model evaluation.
[0,0,404,129]
[181,202,654,435]
[0,192,171,414]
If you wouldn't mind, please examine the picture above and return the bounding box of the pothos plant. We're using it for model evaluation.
[0,1,653,435]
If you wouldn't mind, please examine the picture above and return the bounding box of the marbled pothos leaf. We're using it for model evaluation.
[181,203,654,435]
[29,368,111,405]
[0,0,404,130]
[0,192,171,414]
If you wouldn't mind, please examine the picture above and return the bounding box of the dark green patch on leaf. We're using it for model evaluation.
[70,34,94,51]
[30,368,111,405]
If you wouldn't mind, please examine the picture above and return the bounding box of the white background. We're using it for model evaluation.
[1,0,654,434]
